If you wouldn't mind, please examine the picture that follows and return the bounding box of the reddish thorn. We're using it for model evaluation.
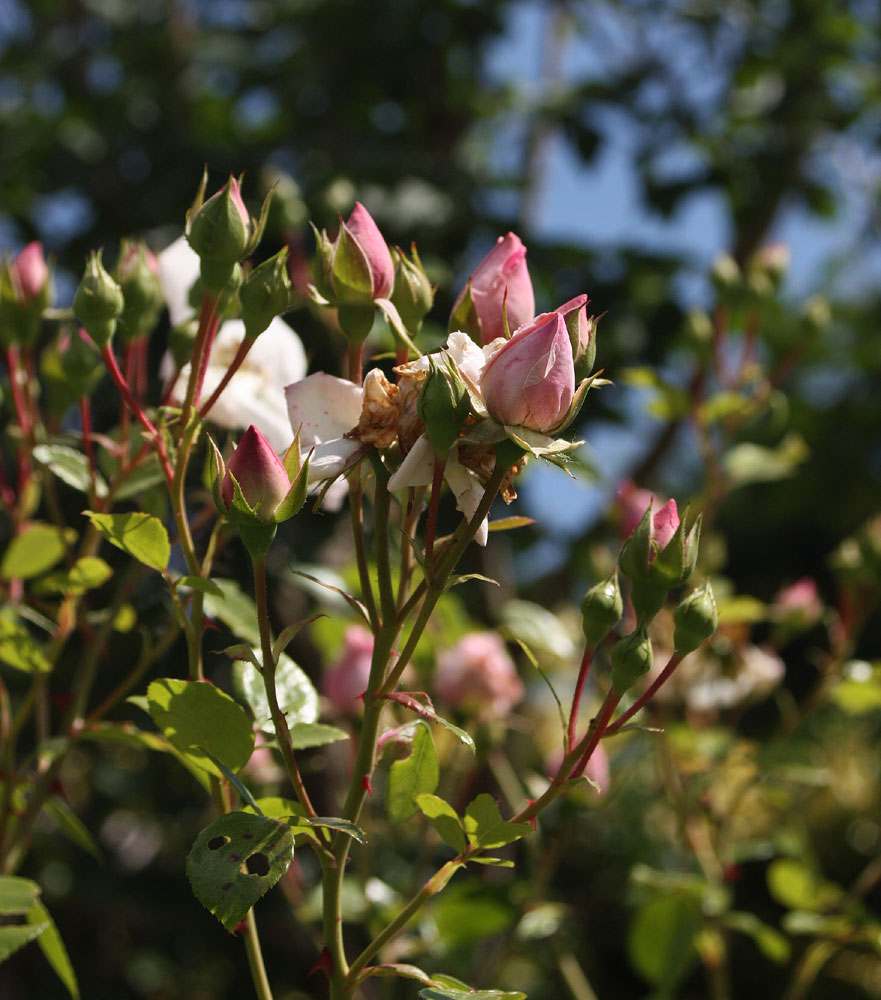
[51,691,73,708]
[51,779,67,800]
[309,946,333,978]
[362,775,373,796]
[723,864,743,882]
[526,799,536,830]
[233,920,247,935]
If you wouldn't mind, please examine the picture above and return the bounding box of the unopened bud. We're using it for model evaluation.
[116,239,163,342]
[187,176,252,287]
[611,626,653,694]
[74,250,124,347]
[240,248,291,340]
[673,581,718,654]
[391,244,434,332]
[580,570,623,647]
[417,358,471,458]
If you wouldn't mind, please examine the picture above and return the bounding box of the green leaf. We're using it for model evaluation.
[723,910,790,963]
[29,901,80,998]
[203,578,261,645]
[0,876,41,915]
[271,614,324,664]
[416,793,466,853]
[723,433,809,487]
[627,894,700,989]
[297,816,367,845]
[385,692,475,753]
[45,798,103,862]
[716,595,767,626]
[500,600,575,659]
[35,557,113,595]
[420,989,526,1000]
[0,922,48,962]
[766,858,842,912]
[386,722,439,824]
[433,882,516,949]
[0,613,50,673]
[355,963,438,989]
[86,511,170,572]
[488,516,536,532]
[1,523,74,580]
[287,722,348,750]
[469,857,514,867]
[463,794,532,849]
[33,443,107,497]
[176,576,225,597]
[186,811,295,932]
[147,678,255,776]
[111,455,165,500]
[248,797,304,820]
[234,655,320,729]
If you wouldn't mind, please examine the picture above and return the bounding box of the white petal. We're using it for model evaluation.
[444,456,488,546]
[445,331,487,387]
[387,434,435,491]
[285,372,363,448]
[158,236,201,326]
[307,438,362,483]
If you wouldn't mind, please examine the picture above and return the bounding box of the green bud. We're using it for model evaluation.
[710,253,742,296]
[673,581,718,655]
[629,580,668,624]
[417,358,471,458]
[618,505,654,581]
[240,248,292,340]
[336,304,376,342]
[390,244,434,332]
[186,176,252,270]
[611,626,654,694]
[116,239,163,343]
[580,570,623,647]
[40,328,104,413]
[168,320,198,370]
[74,250,124,347]
[448,279,481,343]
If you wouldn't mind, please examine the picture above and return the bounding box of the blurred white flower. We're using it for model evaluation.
[158,236,308,453]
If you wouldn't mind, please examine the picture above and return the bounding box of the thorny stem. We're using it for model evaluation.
[252,556,318,818]
[567,645,595,752]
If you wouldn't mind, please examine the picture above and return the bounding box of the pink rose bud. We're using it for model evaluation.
[228,176,250,232]
[773,577,823,627]
[652,499,680,553]
[11,242,49,303]
[222,425,292,521]
[450,232,535,344]
[323,626,374,715]
[338,202,395,301]
[617,481,664,538]
[480,310,575,431]
[436,632,524,719]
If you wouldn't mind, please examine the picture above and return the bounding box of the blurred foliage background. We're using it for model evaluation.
[2,0,881,998]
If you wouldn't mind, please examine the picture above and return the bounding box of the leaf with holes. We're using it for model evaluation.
[187,811,295,932]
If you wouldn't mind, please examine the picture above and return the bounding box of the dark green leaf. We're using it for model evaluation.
[45,798,103,862]
[186,811,294,932]
[29,901,80,998]
[0,876,41,915]
[0,922,48,963]
[627,894,700,989]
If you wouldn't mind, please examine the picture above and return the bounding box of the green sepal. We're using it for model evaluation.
[618,504,654,581]
[332,220,374,304]
[238,522,278,561]
[240,246,292,340]
[611,625,654,693]
[271,454,309,523]
[449,279,481,343]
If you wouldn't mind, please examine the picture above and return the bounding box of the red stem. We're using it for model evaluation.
[567,645,595,752]
[605,652,683,735]
[99,344,174,484]
[570,688,621,779]
[198,336,254,419]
